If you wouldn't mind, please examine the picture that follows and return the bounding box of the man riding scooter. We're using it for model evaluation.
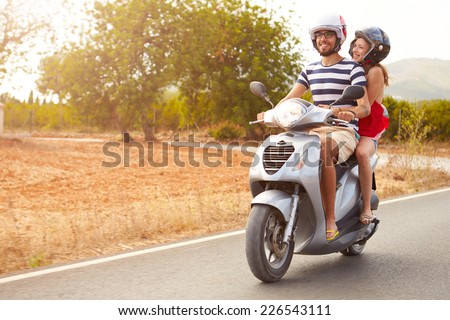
[258,13,371,241]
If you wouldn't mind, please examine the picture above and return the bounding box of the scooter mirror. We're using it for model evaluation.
[341,85,365,100]
[250,81,268,99]
[250,81,274,108]
[332,85,365,106]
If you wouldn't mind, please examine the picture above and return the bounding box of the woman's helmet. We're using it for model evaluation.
[309,14,347,52]
[349,27,391,64]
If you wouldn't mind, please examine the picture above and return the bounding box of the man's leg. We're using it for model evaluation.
[320,134,339,238]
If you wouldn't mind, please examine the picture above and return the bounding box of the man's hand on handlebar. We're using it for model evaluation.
[337,110,356,122]
[319,104,356,122]
[257,112,265,121]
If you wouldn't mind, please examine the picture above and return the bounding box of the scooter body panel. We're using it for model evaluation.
[250,190,293,222]
[249,131,379,255]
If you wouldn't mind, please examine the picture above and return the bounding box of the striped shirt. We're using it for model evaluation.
[297,58,367,107]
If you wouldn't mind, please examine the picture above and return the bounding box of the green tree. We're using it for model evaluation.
[87,0,179,139]
[39,0,180,139]
[173,0,302,136]
[38,0,303,139]
[39,46,123,130]
[419,100,450,141]
[396,103,432,145]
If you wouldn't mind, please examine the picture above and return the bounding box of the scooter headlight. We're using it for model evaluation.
[274,98,308,129]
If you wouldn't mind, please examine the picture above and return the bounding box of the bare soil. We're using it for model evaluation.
[1,134,449,274]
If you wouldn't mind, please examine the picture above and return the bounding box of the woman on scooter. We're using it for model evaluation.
[349,27,390,224]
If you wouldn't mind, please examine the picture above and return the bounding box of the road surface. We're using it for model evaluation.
[1,188,449,299]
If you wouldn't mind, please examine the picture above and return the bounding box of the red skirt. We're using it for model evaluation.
[358,101,389,139]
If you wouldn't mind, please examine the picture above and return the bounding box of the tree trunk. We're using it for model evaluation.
[141,112,156,142]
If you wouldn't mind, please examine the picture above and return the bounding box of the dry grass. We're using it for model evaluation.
[0,135,449,274]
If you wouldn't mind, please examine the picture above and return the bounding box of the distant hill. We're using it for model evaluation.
[384,58,450,101]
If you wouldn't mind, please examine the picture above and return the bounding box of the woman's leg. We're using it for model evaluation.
[355,137,376,224]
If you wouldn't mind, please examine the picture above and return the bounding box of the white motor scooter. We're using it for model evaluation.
[245,82,380,282]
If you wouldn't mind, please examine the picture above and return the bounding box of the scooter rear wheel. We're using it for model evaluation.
[341,219,380,256]
[340,242,366,256]
[245,204,294,282]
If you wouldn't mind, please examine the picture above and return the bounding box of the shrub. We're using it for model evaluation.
[209,121,245,141]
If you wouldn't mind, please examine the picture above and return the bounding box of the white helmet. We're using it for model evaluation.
[309,14,347,52]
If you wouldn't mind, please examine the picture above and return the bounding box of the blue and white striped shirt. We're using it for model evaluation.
[297,58,367,107]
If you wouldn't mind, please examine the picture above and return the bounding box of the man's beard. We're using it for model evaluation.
[320,47,335,56]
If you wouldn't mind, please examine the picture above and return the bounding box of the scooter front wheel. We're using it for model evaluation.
[245,204,294,282]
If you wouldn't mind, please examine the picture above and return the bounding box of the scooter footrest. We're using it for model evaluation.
[355,218,380,245]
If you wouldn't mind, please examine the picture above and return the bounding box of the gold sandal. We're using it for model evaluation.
[326,229,340,241]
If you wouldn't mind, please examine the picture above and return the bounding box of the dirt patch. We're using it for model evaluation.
[1,135,449,274]
[0,136,253,273]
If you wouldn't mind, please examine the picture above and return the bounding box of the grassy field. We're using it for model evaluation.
[0,134,449,274]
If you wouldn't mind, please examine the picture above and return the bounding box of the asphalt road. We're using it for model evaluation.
[1,188,449,300]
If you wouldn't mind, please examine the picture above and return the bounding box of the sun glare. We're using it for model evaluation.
[1,0,91,101]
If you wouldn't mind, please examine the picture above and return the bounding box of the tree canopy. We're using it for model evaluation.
[37,0,303,140]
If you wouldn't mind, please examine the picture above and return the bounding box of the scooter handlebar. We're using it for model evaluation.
[328,116,349,126]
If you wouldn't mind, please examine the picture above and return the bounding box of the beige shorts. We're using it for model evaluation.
[309,127,358,163]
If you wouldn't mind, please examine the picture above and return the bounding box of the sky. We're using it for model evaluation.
[258,0,450,65]
[1,0,449,100]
